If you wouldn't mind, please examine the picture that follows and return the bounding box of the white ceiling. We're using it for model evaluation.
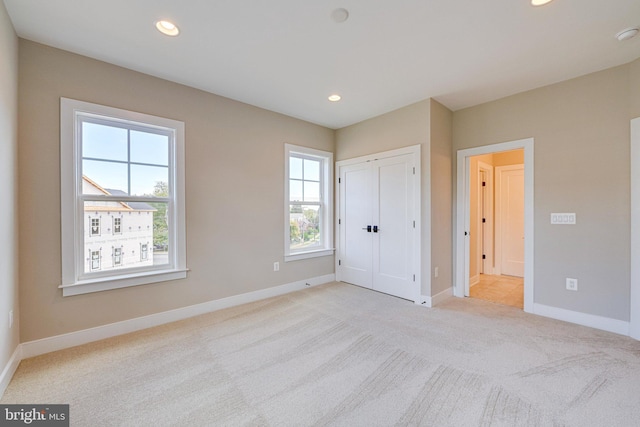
[4,0,640,129]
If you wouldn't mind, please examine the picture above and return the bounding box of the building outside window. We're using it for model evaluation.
[113,247,122,267]
[90,217,100,236]
[90,250,100,271]
[113,217,122,234]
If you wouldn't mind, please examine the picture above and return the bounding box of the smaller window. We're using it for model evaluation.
[141,243,149,261]
[113,247,122,266]
[90,250,101,270]
[284,144,334,262]
[91,218,100,236]
[113,217,122,235]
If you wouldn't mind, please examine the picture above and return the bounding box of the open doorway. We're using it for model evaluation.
[455,138,534,313]
[468,151,524,308]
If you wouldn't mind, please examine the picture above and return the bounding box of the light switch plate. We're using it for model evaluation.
[551,213,576,224]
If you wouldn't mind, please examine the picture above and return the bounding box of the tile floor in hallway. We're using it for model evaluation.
[469,274,524,309]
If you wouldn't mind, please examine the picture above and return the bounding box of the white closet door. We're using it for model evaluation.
[339,161,373,288]
[338,152,416,301]
[372,154,416,300]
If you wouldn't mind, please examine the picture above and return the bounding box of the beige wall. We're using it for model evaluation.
[0,2,19,374]
[632,58,640,120]
[18,40,335,342]
[429,99,453,296]
[335,99,453,298]
[454,63,633,321]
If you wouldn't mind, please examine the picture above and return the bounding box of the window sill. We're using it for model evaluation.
[285,248,334,262]
[59,268,189,296]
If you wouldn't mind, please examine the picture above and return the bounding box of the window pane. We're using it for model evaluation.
[82,122,128,161]
[130,130,169,166]
[289,179,303,201]
[290,157,303,180]
[289,205,321,250]
[83,200,168,273]
[130,165,169,197]
[83,160,128,194]
[303,181,320,202]
[304,159,320,181]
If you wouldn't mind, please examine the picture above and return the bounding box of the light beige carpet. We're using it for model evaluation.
[3,282,640,426]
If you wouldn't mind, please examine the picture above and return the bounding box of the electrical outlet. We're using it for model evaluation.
[9,310,13,329]
[273,262,279,272]
[566,278,578,291]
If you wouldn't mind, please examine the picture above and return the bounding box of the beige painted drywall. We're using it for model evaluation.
[631,57,640,119]
[18,40,335,342]
[335,99,454,298]
[454,63,633,321]
[0,2,19,372]
[429,99,453,296]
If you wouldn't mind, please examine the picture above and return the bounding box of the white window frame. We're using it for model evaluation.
[284,144,334,262]
[60,98,187,296]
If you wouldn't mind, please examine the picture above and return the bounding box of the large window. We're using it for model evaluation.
[60,98,187,296]
[284,144,333,261]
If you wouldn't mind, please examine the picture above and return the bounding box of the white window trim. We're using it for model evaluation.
[284,144,334,262]
[60,98,187,296]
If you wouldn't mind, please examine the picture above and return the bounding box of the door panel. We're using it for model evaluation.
[373,155,415,300]
[339,162,372,288]
[499,167,524,277]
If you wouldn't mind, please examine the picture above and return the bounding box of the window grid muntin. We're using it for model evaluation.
[79,115,171,198]
[76,114,176,281]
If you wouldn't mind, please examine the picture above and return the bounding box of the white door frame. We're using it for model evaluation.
[335,145,421,303]
[455,138,534,313]
[477,161,494,276]
[630,118,640,340]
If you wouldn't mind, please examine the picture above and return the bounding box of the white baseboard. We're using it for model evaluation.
[0,345,22,399]
[533,303,630,336]
[417,287,453,308]
[21,274,335,359]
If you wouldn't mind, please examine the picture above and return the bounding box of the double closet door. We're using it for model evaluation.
[337,150,418,301]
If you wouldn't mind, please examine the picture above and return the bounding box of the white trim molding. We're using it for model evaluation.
[534,303,629,336]
[0,346,22,399]
[418,287,453,308]
[455,138,534,312]
[21,274,335,359]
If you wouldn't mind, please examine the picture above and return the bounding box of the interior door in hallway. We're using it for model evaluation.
[338,153,417,301]
[496,165,524,277]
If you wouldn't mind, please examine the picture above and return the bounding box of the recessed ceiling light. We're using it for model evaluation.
[155,20,180,36]
[330,8,349,23]
[531,0,553,6]
[328,94,342,102]
[616,27,639,41]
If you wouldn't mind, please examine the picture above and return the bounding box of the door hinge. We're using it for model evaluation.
[482,181,486,186]
[338,260,341,266]
[482,218,486,223]
[413,220,415,228]
[413,274,416,282]
[482,254,486,260]
[338,218,341,225]
[338,178,341,183]
[413,167,416,175]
